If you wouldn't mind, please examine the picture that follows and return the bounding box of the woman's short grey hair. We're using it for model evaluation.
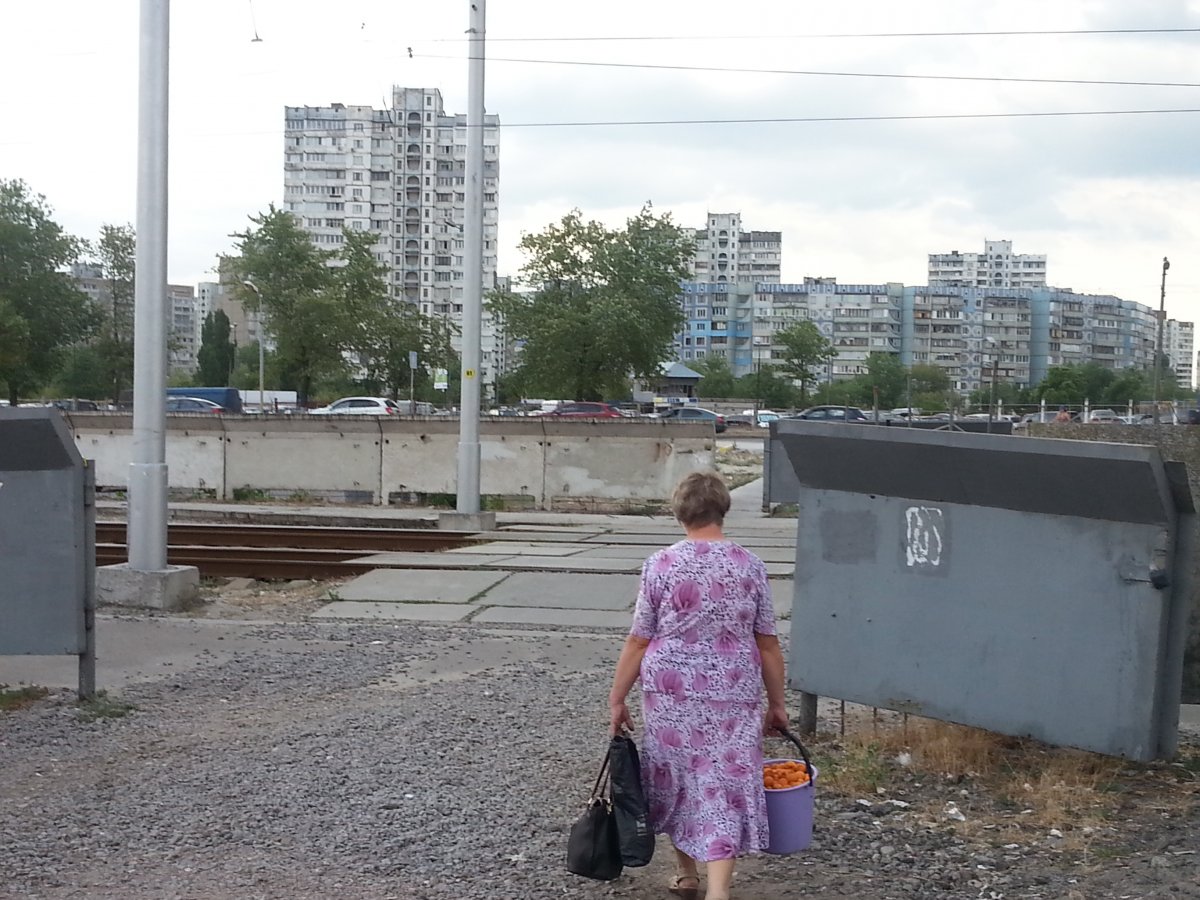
[672,470,731,529]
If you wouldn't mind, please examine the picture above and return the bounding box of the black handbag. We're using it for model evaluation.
[608,734,654,867]
[566,752,623,881]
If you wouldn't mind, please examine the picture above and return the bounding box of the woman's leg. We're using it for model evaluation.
[704,858,735,899]
[668,841,701,897]
[672,843,699,879]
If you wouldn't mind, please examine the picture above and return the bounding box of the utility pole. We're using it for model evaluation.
[128,0,170,572]
[454,0,486,520]
[1152,257,1170,436]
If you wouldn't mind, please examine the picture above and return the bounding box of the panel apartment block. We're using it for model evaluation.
[283,88,509,390]
[677,280,1177,393]
[928,239,1047,290]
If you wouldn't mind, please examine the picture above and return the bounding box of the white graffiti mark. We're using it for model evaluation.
[905,506,944,568]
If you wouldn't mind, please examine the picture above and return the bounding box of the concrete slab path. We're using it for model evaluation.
[335,568,508,603]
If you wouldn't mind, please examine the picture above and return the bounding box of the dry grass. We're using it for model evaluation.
[811,714,1199,853]
[0,684,49,713]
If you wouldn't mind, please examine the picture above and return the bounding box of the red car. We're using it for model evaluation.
[547,402,624,418]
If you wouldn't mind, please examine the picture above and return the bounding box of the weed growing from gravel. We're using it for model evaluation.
[810,714,1199,855]
[0,684,49,712]
[76,691,136,722]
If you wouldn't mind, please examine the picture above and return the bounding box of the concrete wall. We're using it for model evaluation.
[1029,424,1200,704]
[63,414,715,511]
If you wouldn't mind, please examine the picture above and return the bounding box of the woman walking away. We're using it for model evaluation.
[608,471,789,900]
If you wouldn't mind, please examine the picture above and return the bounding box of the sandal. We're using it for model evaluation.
[668,873,701,900]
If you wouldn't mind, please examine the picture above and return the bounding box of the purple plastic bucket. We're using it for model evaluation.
[763,760,818,855]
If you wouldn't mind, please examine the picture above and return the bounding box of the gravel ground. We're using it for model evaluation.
[2,618,1197,900]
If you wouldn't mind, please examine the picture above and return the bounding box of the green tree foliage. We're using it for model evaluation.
[196,310,236,385]
[228,206,348,402]
[337,230,453,401]
[0,179,95,404]
[0,295,30,380]
[92,223,137,404]
[490,206,693,401]
[692,354,737,400]
[1034,362,1116,405]
[735,368,798,409]
[774,320,836,404]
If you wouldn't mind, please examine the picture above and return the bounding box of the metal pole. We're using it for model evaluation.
[1152,257,1170,436]
[989,357,997,432]
[127,0,170,572]
[456,0,486,515]
[242,281,264,413]
[258,310,265,413]
[79,463,96,700]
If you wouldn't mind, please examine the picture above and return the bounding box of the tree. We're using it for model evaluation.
[91,223,137,404]
[0,295,30,381]
[734,367,798,409]
[337,229,452,401]
[228,206,348,402]
[774,320,836,404]
[692,354,736,400]
[0,179,96,404]
[864,353,907,409]
[196,310,236,385]
[908,363,953,411]
[490,206,693,401]
[1104,368,1147,406]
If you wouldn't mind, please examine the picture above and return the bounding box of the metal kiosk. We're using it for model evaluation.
[774,420,1195,761]
[0,409,96,698]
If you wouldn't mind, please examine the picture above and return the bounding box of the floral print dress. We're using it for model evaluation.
[630,539,777,861]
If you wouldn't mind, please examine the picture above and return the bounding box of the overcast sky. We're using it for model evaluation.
[2,1,1199,321]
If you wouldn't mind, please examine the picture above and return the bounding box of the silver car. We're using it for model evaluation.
[307,396,402,415]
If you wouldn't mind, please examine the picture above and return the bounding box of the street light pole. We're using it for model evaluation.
[242,280,265,413]
[127,0,171,572]
[456,0,486,517]
[1151,257,1170,436]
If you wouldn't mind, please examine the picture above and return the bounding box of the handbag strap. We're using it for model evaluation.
[589,749,611,800]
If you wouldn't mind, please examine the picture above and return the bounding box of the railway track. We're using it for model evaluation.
[95,522,479,579]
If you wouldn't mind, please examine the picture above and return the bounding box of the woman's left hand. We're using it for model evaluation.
[764,702,789,736]
[609,700,634,736]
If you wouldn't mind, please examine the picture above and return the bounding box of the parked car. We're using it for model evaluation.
[165,396,224,413]
[545,401,625,418]
[1013,411,1068,433]
[1086,408,1121,424]
[787,405,868,422]
[656,407,727,432]
[307,396,402,415]
[756,411,781,428]
[1187,409,1200,425]
[165,386,243,413]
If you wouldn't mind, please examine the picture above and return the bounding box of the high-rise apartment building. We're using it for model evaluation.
[1165,319,1195,389]
[688,213,781,285]
[72,264,200,376]
[928,239,1047,289]
[677,280,1179,392]
[168,284,198,375]
[283,87,507,391]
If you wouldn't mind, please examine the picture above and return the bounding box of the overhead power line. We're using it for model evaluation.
[408,52,1200,89]
[422,27,1200,43]
[494,107,1200,128]
[2,106,1196,148]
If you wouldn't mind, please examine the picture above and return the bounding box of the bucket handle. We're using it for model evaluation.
[772,727,815,780]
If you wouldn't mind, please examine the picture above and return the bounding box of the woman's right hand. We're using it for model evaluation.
[609,699,634,736]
